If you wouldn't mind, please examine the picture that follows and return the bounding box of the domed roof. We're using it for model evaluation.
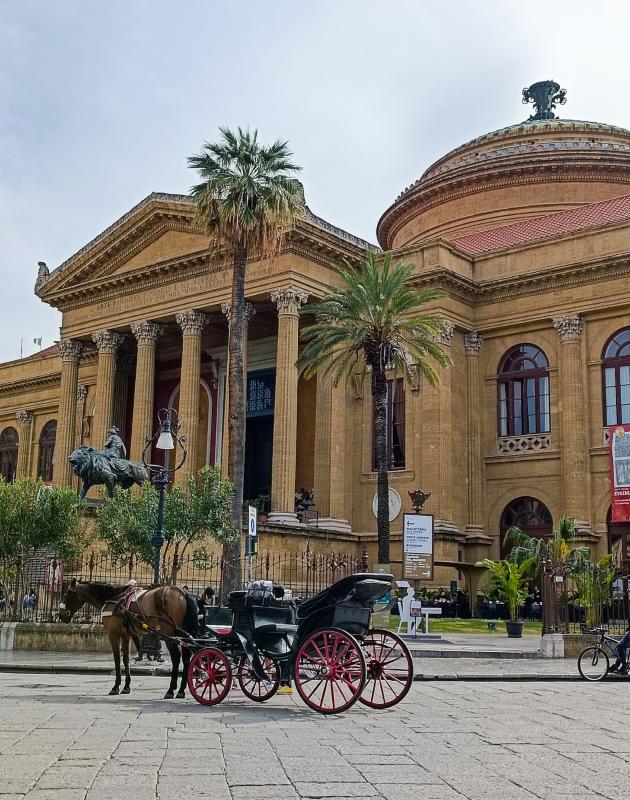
[377,84,630,250]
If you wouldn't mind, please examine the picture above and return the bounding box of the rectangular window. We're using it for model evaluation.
[499,383,508,436]
[526,378,536,433]
[539,376,550,432]
[372,378,405,471]
[621,365,630,425]
[605,367,618,426]
[513,380,523,436]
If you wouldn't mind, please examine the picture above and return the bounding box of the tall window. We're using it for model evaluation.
[500,496,553,558]
[603,328,630,426]
[373,378,405,471]
[0,427,18,483]
[37,420,57,483]
[498,345,550,436]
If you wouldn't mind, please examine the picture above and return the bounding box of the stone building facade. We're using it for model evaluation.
[2,85,630,580]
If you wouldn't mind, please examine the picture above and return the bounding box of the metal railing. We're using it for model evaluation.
[0,543,368,624]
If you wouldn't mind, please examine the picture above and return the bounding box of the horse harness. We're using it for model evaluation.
[102,585,189,643]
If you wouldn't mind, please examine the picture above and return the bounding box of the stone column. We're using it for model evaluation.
[313,369,351,531]
[552,313,591,530]
[75,386,87,449]
[220,301,255,471]
[268,287,308,524]
[112,352,134,440]
[130,321,163,463]
[53,339,83,486]
[464,331,485,536]
[15,411,33,479]
[175,310,208,483]
[421,323,458,535]
[91,331,124,451]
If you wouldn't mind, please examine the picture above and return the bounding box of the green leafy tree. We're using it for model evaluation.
[94,485,157,575]
[571,553,615,629]
[297,250,452,564]
[162,466,238,584]
[505,516,590,576]
[188,128,304,588]
[482,557,536,622]
[0,477,86,610]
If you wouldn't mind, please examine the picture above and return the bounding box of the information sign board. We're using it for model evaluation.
[403,513,434,580]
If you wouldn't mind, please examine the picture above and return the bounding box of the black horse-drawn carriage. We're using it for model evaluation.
[187,572,414,714]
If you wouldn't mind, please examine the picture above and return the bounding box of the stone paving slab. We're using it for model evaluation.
[1,670,630,799]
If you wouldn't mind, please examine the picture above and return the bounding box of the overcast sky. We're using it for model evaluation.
[1,0,629,362]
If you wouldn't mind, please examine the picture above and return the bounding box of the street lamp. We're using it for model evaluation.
[142,408,187,586]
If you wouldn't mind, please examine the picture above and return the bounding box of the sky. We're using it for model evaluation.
[1,0,629,363]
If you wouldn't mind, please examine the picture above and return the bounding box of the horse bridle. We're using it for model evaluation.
[59,578,78,612]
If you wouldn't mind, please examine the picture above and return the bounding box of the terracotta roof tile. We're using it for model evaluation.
[26,344,59,359]
[450,194,630,255]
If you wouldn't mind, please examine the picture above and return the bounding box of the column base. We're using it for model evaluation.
[311,517,352,533]
[463,525,486,537]
[267,511,300,526]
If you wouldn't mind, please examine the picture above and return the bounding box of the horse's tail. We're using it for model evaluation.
[183,593,199,638]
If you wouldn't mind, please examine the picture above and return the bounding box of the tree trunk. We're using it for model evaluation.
[224,244,248,595]
[372,367,390,565]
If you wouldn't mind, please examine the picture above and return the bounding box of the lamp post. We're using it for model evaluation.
[142,408,187,586]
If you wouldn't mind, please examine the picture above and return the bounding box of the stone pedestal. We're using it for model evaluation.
[53,339,83,486]
[268,288,307,525]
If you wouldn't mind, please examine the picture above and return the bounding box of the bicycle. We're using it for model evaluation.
[577,628,625,681]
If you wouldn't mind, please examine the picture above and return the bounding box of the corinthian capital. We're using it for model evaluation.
[552,313,584,341]
[175,309,208,336]
[15,410,33,428]
[433,322,455,346]
[221,301,256,327]
[92,330,125,355]
[131,320,164,347]
[270,287,308,316]
[463,330,482,355]
[57,339,83,362]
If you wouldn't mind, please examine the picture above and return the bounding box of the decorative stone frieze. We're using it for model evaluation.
[463,330,483,355]
[130,320,163,347]
[270,287,308,316]
[552,313,584,341]
[15,410,33,428]
[58,339,83,362]
[175,309,208,336]
[92,330,125,354]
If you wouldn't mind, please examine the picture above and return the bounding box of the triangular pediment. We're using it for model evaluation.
[98,228,210,278]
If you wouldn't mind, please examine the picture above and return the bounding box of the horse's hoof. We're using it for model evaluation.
[109,687,120,696]
[176,690,185,699]
[164,690,174,699]
[121,686,131,694]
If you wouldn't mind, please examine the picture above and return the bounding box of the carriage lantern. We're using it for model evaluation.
[142,408,187,586]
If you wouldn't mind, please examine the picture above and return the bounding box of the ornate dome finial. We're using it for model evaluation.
[522,80,567,121]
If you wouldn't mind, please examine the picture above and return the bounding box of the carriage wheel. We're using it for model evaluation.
[236,655,280,702]
[187,647,232,705]
[294,627,366,715]
[359,629,414,708]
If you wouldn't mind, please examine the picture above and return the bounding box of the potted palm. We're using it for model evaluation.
[482,557,535,638]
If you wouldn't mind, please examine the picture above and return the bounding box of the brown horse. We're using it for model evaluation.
[59,579,198,698]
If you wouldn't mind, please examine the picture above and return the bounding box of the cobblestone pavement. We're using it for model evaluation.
[1,671,630,799]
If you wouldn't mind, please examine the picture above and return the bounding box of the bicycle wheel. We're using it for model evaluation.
[187,647,232,705]
[359,629,414,708]
[294,627,366,714]
[577,646,609,681]
[236,655,280,702]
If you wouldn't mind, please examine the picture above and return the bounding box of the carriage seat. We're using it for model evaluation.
[255,622,298,634]
[297,573,394,620]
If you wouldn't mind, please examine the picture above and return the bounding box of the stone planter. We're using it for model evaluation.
[505,620,524,638]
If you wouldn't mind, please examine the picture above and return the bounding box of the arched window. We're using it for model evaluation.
[37,420,57,483]
[603,328,630,426]
[498,345,550,436]
[500,496,553,558]
[0,427,18,483]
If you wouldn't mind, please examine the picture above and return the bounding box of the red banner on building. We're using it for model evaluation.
[610,424,630,521]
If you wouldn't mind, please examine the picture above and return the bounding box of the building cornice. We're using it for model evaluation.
[0,372,60,397]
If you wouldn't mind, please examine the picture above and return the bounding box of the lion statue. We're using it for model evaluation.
[68,445,150,499]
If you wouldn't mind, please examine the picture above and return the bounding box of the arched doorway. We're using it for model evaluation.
[0,426,19,483]
[37,420,57,484]
[500,496,553,558]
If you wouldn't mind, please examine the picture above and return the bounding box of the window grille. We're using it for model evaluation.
[247,370,276,417]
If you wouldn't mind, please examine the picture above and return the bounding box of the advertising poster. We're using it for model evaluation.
[610,424,630,522]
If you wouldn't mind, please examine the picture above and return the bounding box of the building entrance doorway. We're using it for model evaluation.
[243,369,276,512]
[500,496,553,558]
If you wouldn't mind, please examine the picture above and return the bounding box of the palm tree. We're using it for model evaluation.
[505,516,590,576]
[297,250,452,564]
[188,128,304,580]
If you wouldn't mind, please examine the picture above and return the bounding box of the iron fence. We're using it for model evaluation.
[542,560,630,636]
[0,542,368,624]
